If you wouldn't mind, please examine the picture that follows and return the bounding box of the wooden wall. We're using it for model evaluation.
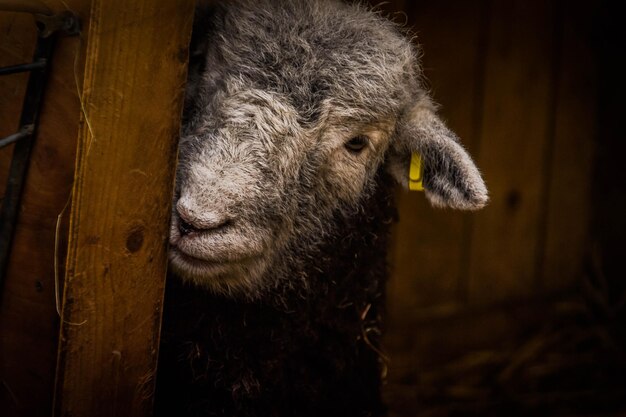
[379,1,625,416]
[0,2,86,415]
[0,1,194,416]
[53,1,194,415]
[383,0,595,322]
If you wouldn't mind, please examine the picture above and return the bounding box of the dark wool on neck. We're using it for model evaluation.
[156,172,397,417]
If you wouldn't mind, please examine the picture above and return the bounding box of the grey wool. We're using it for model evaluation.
[156,0,487,416]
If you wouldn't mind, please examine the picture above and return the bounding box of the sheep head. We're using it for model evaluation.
[169,0,488,297]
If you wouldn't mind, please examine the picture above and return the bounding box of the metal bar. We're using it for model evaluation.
[0,125,34,149]
[36,12,80,38]
[0,0,52,15]
[0,33,57,289]
[0,59,46,76]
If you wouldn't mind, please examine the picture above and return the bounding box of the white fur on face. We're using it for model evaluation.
[169,88,393,297]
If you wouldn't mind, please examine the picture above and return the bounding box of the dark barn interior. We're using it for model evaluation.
[0,0,625,416]
[378,0,626,416]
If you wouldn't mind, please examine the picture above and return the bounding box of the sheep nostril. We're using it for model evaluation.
[178,219,198,236]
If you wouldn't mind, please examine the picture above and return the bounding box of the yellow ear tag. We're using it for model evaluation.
[408,152,424,191]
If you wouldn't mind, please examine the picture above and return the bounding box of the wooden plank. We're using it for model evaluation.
[467,0,558,304]
[541,2,596,292]
[383,0,488,411]
[0,2,89,415]
[387,0,487,314]
[52,1,194,415]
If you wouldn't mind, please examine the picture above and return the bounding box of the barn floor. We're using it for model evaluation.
[383,282,626,417]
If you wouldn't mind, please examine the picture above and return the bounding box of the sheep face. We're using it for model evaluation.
[169,86,397,297]
[168,0,488,297]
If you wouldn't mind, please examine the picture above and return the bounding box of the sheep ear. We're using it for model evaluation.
[386,104,488,210]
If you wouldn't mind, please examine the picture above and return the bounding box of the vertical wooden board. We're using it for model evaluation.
[53,1,194,416]
[541,3,596,292]
[0,2,88,415]
[388,0,486,315]
[467,0,558,304]
[384,0,488,412]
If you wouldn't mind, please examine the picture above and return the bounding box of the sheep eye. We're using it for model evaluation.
[344,135,369,153]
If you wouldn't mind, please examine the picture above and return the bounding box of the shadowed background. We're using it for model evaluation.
[377,0,626,416]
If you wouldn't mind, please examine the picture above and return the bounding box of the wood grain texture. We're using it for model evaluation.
[467,0,559,304]
[384,0,488,409]
[53,1,194,416]
[388,0,487,314]
[0,2,88,415]
[541,2,596,292]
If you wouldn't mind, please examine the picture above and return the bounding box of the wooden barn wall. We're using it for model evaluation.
[0,1,194,416]
[0,2,89,415]
[378,0,624,416]
[53,0,194,415]
[379,0,596,320]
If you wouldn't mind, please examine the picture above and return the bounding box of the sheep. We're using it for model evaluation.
[154,1,488,416]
